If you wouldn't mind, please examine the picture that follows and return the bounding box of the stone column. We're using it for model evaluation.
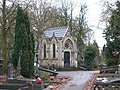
[17,50,22,77]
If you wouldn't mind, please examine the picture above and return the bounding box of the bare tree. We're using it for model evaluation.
[0,0,17,74]
[72,4,93,65]
[27,0,52,64]
[29,0,66,54]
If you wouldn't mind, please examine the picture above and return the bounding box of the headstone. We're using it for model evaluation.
[34,54,39,75]
[118,64,120,74]
[0,64,2,74]
[8,63,15,79]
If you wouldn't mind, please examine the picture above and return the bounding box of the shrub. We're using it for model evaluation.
[40,72,50,81]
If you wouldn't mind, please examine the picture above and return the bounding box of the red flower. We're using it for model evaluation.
[50,76,54,80]
[37,79,43,84]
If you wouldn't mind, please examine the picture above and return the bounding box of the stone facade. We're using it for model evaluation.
[37,27,77,68]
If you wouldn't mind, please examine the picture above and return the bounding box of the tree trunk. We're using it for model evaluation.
[2,0,8,74]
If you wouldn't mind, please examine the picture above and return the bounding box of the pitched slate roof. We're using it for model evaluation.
[44,27,68,38]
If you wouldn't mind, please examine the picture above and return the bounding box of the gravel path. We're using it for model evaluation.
[58,71,97,90]
[43,71,98,90]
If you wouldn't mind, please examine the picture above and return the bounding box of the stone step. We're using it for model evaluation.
[7,78,27,84]
[0,83,27,90]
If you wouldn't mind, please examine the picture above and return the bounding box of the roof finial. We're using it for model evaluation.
[52,32,55,37]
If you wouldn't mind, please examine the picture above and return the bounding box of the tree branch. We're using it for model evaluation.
[0,1,2,6]
[6,0,16,15]
[6,17,16,31]
[6,7,16,20]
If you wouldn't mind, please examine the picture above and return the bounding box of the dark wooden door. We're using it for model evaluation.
[64,51,70,67]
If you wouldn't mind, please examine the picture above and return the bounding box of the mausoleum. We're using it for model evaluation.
[38,27,77,68]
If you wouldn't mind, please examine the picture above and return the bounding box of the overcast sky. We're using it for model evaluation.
[79,0,106,49]
[72,0,118,50]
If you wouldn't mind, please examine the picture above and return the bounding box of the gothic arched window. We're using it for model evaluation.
[44,44,46,58]
[53,43,56,58]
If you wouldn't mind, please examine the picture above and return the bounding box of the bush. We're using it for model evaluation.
[40,72,50,81]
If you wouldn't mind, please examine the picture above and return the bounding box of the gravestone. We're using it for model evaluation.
[118,64,120,74]
[8,63,15,79]
[0,64,2,74]
[16,50,22,77]
[0,59,3,74]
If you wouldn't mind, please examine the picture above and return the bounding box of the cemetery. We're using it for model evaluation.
[94,65,120,89]
[0,61,71,90]
[0,0,120,90]
[0,63,44,90]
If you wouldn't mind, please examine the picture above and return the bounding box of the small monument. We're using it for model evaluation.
[17,50,22,77]
[34,54,39,75]
[8,63,15,79]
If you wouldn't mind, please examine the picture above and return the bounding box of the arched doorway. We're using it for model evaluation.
[64,51,70,67]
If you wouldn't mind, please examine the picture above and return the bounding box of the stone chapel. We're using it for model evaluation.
[38,27,77,68]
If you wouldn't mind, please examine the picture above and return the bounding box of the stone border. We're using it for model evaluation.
[49,76,72,90]
[83,73,98,90]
